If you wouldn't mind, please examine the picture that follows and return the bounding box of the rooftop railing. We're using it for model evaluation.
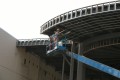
[16,38,49,46]
[40,1,120,34]
[17,38,72,47]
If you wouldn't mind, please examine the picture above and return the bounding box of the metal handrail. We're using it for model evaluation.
[83,37,120,53]
[18,38,49,41]
[16,38,50,46]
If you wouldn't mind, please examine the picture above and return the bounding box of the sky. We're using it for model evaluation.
[0,0,114,39]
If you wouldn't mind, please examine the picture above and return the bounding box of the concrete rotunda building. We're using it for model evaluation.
[1,1,120,80]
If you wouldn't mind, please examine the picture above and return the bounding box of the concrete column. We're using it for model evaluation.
[69,41,74,80]
[61,57,65,80]
[38,59,41,80]
[77,43,85,80]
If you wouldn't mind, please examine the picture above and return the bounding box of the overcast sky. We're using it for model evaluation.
[0,0,114,39]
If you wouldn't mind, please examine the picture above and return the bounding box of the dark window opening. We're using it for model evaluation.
[72,12,75,18]
[37,65,38,68]
[87,9,91,14]
[45,24,47,28]
[50,22,52,26]
[48,23,49,27]
[110,4,114,10]
[92,7,96,13]
[64,15,67,20]
[76,11,80,16]
[103,5,108,11]
[53,20,55,24]
[56,18,59,23]
[82,10,85,15]
[68,13,71,19]
[116,3,120,9]
[98,6,102,12]
[60,16,63,22]
[24,59,26,64]
[29,60,30,63]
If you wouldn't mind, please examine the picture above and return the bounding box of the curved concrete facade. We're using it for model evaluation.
[40,1,120,80]
[0,1,120,80]
[40,1,120,41]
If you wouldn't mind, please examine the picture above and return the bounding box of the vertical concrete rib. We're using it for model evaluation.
[77,43,85,80]
[69,41,74,80]
[61,57,65,80]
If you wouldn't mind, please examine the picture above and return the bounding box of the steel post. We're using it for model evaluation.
[77,43,85,80]
[61,56,65,80]
[69,41,74,80]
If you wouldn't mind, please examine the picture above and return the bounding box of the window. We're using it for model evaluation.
[37,65,38,68]
[24,59,26,64]
[29,60,30,63]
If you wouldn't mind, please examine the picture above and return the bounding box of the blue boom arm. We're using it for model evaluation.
[67,52,120,78]
[46,34,120,78]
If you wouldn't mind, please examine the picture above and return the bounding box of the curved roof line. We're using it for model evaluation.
[40,1,119,34]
